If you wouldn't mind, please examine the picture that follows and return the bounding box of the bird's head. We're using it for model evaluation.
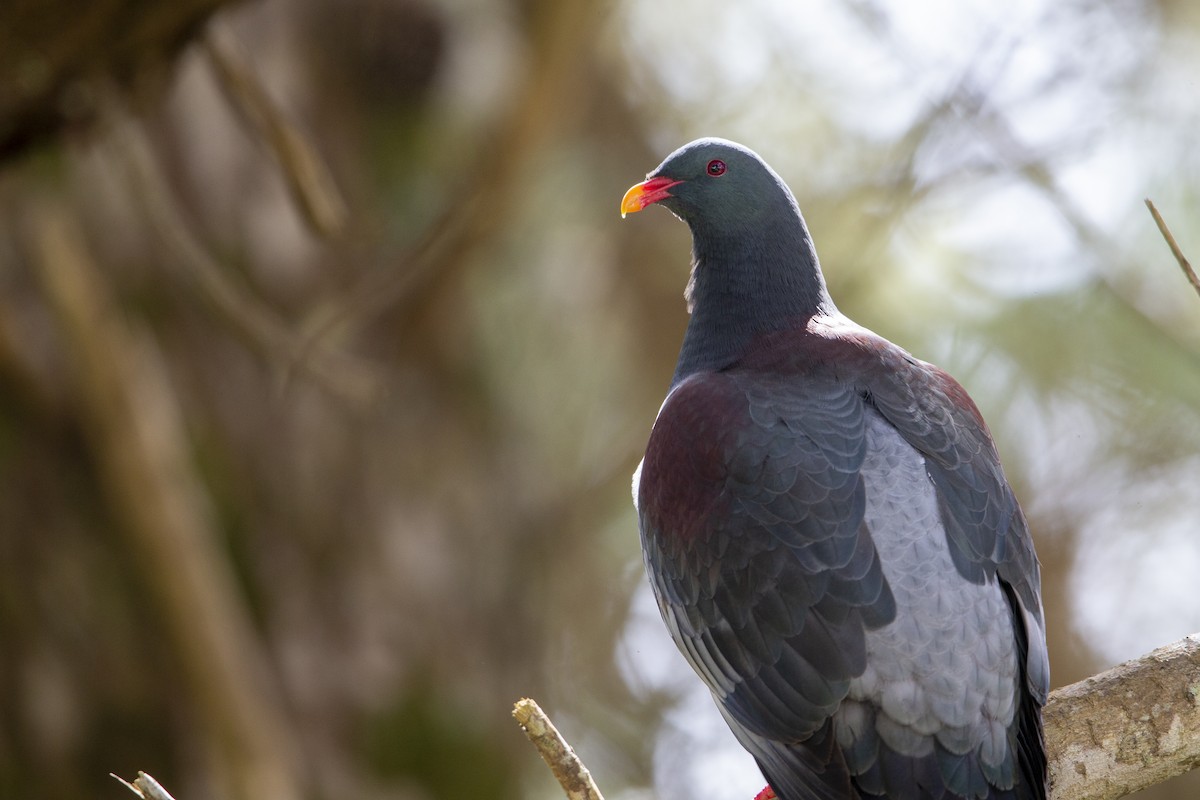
[620,138,798,234]
[620,138,834,355]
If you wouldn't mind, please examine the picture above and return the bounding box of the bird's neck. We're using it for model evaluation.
[672,215,835,387]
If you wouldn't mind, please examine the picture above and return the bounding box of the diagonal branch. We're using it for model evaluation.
[202,21,348,240]
[1145,198,1200,301]
[294,0,599,354]
[513,698,605,800]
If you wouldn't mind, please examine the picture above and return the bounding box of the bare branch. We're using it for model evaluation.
[0,0,241,162]
[1145,199,1200,301]
[513,698,605,800]
[111,772,178,800]
[1046,633,1200,799]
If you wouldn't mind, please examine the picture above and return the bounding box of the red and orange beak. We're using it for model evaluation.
[620,176,683,218]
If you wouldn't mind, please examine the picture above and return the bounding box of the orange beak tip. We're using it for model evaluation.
[620,184,647,218]
[620,176,682,219]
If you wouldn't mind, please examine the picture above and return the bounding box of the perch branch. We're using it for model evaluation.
[516,633,1200,800]
[513,698,605,800]
[1045,633,1200,799]
[1145,198,1200,301]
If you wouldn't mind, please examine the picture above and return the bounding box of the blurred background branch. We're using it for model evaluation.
[293,0,602,359]
[0,0,241,160]
[29,202,305,800]
[101,93,382,406]
[202,21,349,240]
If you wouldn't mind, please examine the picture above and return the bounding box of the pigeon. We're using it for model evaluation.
[622,138,1048,800]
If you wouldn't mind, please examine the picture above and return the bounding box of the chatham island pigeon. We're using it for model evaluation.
[621,139,1048,800]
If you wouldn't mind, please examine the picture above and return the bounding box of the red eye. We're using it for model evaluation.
[707,159,726,176]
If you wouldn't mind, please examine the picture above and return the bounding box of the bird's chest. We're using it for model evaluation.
[636,381,747,551]
[637,443,726,555]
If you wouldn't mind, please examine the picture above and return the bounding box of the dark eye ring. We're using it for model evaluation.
[706,159,726,177]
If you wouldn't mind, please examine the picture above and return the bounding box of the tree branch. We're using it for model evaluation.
[294,0,600,353]
[1045,633,1200,799]
[516,634,1200,800]
[1145,199,1200,301]
[513,698,605,800]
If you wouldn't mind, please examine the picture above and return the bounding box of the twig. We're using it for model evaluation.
[111,772,178,800]
[512,698,605,800]
[203,21,347,240]
[515,632,1200,800]
[1145,198,1200,301]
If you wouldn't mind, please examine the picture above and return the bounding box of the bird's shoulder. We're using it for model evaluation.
[737,313,991,433]
[636,370,750,543]
[734,315,1022,542]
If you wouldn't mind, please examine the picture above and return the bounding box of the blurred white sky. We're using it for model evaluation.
[608,1,1200,798]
